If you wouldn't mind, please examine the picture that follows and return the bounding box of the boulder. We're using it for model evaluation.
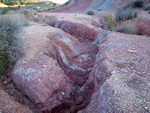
[11,24,73,112]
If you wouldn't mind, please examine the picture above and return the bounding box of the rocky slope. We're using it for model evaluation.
[50,0,135,13]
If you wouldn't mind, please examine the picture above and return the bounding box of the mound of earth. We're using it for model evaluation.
[79,32,150,113]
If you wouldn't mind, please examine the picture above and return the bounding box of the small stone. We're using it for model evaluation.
[61,92,65,95]
[3,81,8,85]
[128,49,137,53]
[43,65,47,68]
[144,106,148,110]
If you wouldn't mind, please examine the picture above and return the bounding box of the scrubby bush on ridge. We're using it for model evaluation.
[116,7,138,21]
[1,8,9,15]
[124,0,144,9]
[20,9,35,20]
[87,10,95,15]
[116,24,137,34]
[0,16,24,75]
[104,14,118,31]
[115,0,143,21]
[132,0,144,8]
[104,14,137,34]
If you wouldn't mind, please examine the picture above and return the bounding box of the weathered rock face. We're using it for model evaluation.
[79,32,150,113]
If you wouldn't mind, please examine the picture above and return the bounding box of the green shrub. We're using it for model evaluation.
[116,7,138,21]
[104,14,118,31]
[45,15,48,18]
[1,7,20,15]
[1,8,9,15]
[37,6,52,12]
[116,24,137,34]
[20,9,35,20]
[5,1,16,6]
[132,0,144,8]
[0,16,24,75]
[144,3,150,11]
[16,1,21,7]
[124,0,144,8]
[87,10,95,15]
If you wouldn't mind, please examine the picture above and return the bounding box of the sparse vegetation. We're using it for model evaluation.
[1,8,9,15]
[37,4,59,12]
[45,15,48,18]
[0,16,24,75]
[37,6,52,12]
[144,3,150,11]
[124,0,144,8]
[4,0,27,6]
[0,7,19,15]
[87,10,95,15]
[115,0,144,21]
[132,0,144,8]
[104,14,118,31]
[116,7,138,21]
[20,9,35,20]
[116,24,137,34]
